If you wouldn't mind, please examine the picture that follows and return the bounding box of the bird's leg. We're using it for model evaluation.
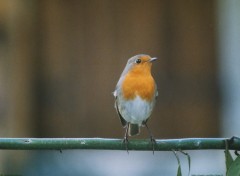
[122,123,130,153]
[145,123,156,154]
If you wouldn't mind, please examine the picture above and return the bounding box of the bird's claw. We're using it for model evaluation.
[122,137,129,153]
[150,137,157,154]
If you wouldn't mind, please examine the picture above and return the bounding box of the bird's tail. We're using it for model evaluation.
[128,124,140,136]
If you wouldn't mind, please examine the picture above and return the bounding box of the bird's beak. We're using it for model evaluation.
[149,57,157,62]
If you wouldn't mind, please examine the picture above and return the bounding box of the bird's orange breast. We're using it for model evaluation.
[122,64,155,101]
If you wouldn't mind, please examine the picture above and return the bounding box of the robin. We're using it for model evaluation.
[113,54,158,151]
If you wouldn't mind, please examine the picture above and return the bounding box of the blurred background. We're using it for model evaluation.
[0,0,239,175]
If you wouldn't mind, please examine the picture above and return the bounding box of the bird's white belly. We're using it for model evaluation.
[119,96,154,124]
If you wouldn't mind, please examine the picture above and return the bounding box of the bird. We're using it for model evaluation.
[113,54,158,152]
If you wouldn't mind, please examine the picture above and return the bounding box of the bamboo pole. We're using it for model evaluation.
[0,138,239,151]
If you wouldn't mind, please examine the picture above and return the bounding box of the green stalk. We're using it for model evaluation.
[0,138,239,151]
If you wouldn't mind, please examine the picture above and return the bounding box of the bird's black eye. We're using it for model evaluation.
[136,59,141,64]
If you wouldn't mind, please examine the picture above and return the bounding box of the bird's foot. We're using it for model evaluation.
[150,136,157,154]
[122,137,129,153]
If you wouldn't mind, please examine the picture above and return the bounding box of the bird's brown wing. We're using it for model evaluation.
[115,98,127,128]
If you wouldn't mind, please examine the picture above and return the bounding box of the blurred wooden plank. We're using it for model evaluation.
[156,0,219,137]
[6,1,38,137]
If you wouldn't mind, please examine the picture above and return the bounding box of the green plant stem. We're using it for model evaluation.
[0,138,239,151]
